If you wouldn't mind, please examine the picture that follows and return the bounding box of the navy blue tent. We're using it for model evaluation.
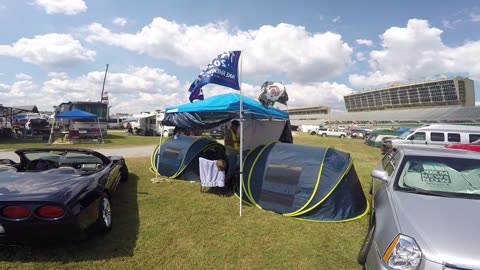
[150,135,226,180]
[237,142,369,222]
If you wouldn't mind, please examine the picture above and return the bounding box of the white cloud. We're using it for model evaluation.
[40,66,182,113]
[113,17,128,27]
[48,72,69,79]
[356,39,373,46]
[0,84,9,93]
[332,16,341,23]
[442,19,453,29]
[356,52,366,61]
[284,82,352,111]
[0,80,38,100]
[349,19,480,89]
[33,0,87,15]
[16,73,32,80]
[85,18,353,83]
[0,33,95,68]
[1,64,353,114]
[471,13,480,22]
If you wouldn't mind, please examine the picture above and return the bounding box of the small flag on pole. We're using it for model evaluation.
[188,51,241,102]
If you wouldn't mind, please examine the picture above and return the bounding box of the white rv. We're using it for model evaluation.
[126,111,175,136]
[391,124,480,148]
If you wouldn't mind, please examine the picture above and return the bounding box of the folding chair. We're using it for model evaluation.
[68,130,80,143]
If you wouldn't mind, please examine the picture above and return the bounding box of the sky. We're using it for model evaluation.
[1,0,480,114]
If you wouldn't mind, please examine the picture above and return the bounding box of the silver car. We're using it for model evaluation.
[358,145,480,270]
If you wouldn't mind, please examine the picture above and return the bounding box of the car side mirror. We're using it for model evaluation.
[0,159,15,165]
[371,169,389,182]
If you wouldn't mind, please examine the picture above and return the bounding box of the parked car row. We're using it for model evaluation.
[381,124,480,154]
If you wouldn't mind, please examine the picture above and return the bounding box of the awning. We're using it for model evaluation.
[123,114,156,122]
[0,105,39,117]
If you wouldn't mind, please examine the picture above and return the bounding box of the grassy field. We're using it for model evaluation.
[0,130,162,150]
[0,132,382,270]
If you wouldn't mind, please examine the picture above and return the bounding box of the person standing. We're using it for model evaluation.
[24,119,32,137]
[224,120,240,182]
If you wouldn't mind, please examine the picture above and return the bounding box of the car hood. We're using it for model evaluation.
[0,168,84,197]
[392,191,480,267]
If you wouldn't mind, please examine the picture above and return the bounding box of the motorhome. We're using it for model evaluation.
[390,124,480,148]
[55,101,108,138]
[124,111,175,136]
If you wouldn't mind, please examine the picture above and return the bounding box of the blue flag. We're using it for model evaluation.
[188,51,241,102]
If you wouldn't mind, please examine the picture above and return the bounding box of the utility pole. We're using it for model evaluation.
[101,64,109,102]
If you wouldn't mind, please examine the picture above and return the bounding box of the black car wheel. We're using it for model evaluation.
[357,222,375,265]
[120,163,129,181]
[94,192,112,233]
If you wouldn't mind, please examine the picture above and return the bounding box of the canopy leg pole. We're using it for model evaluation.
[239,51,243,217]
[48,118,56,145]
[155,126,164,179]
[97,118,104,144]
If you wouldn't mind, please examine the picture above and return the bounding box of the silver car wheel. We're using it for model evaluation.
[102,196,112,228]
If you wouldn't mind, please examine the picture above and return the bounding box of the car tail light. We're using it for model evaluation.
[37,205,65,218]
[2,206,30,219]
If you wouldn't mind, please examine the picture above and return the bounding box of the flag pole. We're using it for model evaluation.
[239,51,243,217]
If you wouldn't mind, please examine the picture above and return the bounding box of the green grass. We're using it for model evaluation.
[0,132,382,270]
[0,130,164,150]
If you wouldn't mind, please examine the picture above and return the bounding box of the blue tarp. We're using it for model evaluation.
[165,93,288,119]
[55,109,97,119]
[395,127,411,134]
[162,93,289,130]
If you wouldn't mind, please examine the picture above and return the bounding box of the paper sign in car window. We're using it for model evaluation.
[421,170,451,184]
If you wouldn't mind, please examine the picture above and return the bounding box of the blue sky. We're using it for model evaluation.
[0,0,479,114]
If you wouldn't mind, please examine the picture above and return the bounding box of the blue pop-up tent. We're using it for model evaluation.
[48,109,104,144]
[162,93,289,130]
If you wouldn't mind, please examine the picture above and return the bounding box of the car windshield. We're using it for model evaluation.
[25,150,104,165]
[397,155,480,197]
[398,130,413,139]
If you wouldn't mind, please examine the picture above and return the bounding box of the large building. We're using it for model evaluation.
[344,77,475,112]
[285,106,330,116]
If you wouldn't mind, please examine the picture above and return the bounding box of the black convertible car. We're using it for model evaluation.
[0,148,128,243]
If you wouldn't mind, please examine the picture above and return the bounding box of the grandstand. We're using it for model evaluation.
[343,77,475,112]
[287,77,477,128]
[290,106,480,128]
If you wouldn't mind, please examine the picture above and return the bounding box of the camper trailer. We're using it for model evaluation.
[124,111,174,136]
[55,101,108,138]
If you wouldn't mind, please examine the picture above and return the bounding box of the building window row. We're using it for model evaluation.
[344,79,467,111]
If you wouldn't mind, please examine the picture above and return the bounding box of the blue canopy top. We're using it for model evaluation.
[165,93,289,120]
[55,109,97,119]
